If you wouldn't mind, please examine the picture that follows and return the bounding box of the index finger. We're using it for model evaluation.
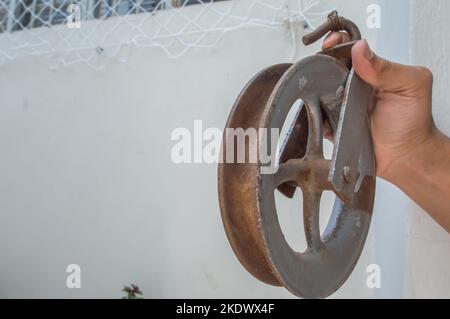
[322,32,351,50]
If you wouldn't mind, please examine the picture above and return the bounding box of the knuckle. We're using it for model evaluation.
[379,58,393,75]
[417,66,434,84]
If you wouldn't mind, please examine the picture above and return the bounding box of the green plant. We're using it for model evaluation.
[122,284,143,299]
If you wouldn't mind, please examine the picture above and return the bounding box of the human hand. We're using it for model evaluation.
[322,33,438,182]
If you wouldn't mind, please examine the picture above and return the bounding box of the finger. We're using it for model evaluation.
[351,39,433,94]
[322,32,351,50]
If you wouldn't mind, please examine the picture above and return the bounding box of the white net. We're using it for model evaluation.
[0,0,331,68]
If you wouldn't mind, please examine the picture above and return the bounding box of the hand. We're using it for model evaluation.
[323,33,450,232]
[323,33,438,182]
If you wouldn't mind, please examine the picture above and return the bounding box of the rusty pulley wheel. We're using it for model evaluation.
[218,12,376,298]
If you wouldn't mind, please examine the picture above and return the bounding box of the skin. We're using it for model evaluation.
[322,33,450,233]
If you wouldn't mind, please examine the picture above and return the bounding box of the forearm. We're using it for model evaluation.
[384,131,450,232]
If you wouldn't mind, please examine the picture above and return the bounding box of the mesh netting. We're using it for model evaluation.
[0,0,330,68]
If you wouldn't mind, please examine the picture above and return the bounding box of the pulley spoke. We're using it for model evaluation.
[305,100,324,159]
[302,190,322,250]
[275,158,333,192]
[274,159,309,188]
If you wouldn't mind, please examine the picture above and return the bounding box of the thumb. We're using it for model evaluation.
[351,39,427,94]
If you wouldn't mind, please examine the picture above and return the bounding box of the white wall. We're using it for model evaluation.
[1,0,447,299]
[364,0,412,299]
[404,0,450,298]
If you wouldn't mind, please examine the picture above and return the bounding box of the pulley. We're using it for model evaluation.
[218,11,376,298]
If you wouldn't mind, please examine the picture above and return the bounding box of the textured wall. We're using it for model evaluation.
[404,0,450,298]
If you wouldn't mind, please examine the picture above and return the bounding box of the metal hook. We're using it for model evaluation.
[302,11,361,46]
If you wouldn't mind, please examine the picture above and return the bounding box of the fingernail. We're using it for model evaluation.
[363,39,374,60]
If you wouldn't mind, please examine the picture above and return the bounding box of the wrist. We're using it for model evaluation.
[382,129,448,185]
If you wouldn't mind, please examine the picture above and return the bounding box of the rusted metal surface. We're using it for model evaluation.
[218,64,292,286]
[306,11,362,69]
[276,107,309,198]
[329,69,375,203]
[303,11,361,46]
[218,12,376,298]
